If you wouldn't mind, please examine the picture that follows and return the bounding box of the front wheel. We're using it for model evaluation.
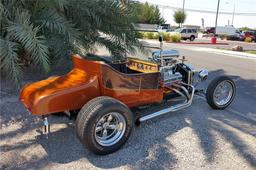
[206,76,236,110]
[76,96,134,155]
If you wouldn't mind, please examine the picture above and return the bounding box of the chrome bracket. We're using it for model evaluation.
[42,116,50,138]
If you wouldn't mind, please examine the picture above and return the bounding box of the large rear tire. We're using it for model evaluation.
[206,76,236,110]
[76,96,134,155]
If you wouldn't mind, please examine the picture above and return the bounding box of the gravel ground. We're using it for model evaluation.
[1,51,256,169]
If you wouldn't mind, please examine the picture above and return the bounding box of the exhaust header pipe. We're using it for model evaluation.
[139,83,195,122]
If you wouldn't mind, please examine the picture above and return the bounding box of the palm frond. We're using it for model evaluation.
[0,1,4,20]
[0,37,21,84]
[1,0,144,86]
[96,36,127,60]
[67,0,143,58]
[47,34,70,60]
[7,10,50,71]
[35,9,81,43]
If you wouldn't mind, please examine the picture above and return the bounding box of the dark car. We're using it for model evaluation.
[240,31,256,42]
[204,27,215,34]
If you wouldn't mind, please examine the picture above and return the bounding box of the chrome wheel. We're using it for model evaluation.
[95,112,126,146]
[213,80,234,106]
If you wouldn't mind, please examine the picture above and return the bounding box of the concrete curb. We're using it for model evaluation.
[194,47,256,59]
[140,39,256,60]
[166,41,229,45]
[197,47,256,59]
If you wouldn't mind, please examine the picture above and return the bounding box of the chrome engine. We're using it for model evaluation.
[150,47,209,87]
[160,66,183,86]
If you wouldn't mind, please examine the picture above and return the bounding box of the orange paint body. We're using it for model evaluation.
[20,55,164,115]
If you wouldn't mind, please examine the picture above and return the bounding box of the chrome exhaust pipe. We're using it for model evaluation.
[139,83,195,122]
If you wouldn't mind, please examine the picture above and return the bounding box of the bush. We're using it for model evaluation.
[136,31,181,42]
[146,32,155,39]
[162,32,171,41]
[245,37,252,43]
[169,33,181,42]
[153,33,159,39]
[136,32,144,38]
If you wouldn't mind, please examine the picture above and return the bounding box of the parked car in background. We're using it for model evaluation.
[215,26,237,36]
[226,30,243,41]
[166,28,175,32]
[157,24,171,32]
[204,27,215,34]
[175,28,198,41]
[214,26,244,41]
[239,31,256,42]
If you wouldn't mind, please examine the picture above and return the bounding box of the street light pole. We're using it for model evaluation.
[215,0,220,35]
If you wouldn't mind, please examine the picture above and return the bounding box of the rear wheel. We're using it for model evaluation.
[76,96,134,155]
[190,35,195,41]
[206,76,236,109]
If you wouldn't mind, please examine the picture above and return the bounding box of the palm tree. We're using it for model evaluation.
[173,10,186,28]
[0,0,141,84]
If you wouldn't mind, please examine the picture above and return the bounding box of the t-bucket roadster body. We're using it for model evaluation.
[20,55,163,115]
[20,49,236,155]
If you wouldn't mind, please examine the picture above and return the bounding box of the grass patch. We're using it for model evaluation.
[216,47,256,55]
[245,50,256,54]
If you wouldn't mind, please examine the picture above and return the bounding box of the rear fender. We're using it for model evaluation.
[20,69,101,115]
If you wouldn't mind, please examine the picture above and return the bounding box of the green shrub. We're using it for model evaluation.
[245,37,252,43]
[136,32,144,38]
[153,33,159,39]
[162,32,171,41]
[146,32,154,39]
[169,33,181,42]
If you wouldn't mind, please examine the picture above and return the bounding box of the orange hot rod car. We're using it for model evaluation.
[20,51,236,155]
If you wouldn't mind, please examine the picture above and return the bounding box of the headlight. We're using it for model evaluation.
[199,69,208,81]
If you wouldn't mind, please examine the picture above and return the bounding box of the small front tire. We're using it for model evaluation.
[206,76,236,110]
[76,96,134,155]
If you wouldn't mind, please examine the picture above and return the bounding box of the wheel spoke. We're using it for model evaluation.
[99,117,106,124]
[102,129,108,139]
[107,124,116,130]
[95,126,103,133]
[107,114,113,122]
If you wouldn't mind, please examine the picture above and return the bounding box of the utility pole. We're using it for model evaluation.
[162,7,165,18]
[182,0,185,27]
[182,0,185,13]
[231,0,236,26]
[215,0,220,35]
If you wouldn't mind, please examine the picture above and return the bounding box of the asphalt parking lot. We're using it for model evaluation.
[1,41,256,169]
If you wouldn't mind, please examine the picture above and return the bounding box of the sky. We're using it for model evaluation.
[138,0,256,28]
